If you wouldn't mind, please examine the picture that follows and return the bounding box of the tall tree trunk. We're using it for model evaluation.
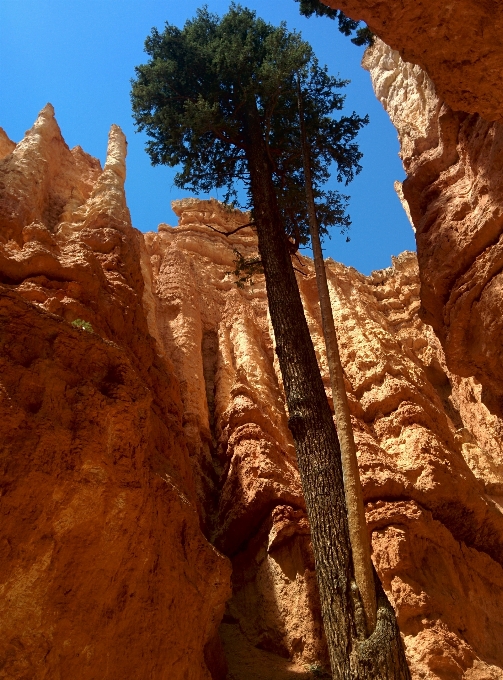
[243,102,411,680]
[297,82,377,635]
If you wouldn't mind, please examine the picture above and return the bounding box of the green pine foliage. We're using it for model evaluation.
[295,0,374,46]
[130,3,368,250]
[228,249,263,288]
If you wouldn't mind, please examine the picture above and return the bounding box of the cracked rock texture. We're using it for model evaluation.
[1,107,503,680]
[321,0,503,122]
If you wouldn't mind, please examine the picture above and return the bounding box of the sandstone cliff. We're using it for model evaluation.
[363,38,503,422]
[319,0,503,430]
[321,0,503,122]
[1,107,503,680]
[0,107,230,680]
[143,198,503,680]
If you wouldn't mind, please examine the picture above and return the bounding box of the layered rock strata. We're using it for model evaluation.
[144,199,503,680]
[363,39,503,421]
[321,0,503,121]
[1,108,503,680]
[0,107,230,680]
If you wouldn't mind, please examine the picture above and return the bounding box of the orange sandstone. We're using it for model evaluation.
[321,0,503,122]
[144,200,503,679]
[363,39,503,421]
[1,106,503,680]
[0,107,230,680]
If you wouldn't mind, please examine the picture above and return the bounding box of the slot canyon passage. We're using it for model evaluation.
[1,4,503,680]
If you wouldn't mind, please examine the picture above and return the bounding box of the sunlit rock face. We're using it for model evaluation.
[0,127,15,159]
[143,201,324,679]
[0,108,231,680]
[144,200,503,680]
[1,108,503,680]
[321,0,503,122]
[363,39,503,423]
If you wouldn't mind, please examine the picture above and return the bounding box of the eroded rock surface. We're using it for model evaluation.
[363,39,503,421]
[0,128,15,160]
[0,107,230,680]
[143,201,503,680]
[321,0,503,121]
[2,108,503,680]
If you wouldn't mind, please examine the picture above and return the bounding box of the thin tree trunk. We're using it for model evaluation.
[297,82,377,635]
[243,101,411,680]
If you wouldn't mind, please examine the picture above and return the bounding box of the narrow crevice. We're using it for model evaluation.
[201,329,223,536]
[422,356,464,430]
[202,330,219,440]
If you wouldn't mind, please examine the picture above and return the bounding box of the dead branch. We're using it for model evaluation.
[203,222,255,236]
[294,252,306,268]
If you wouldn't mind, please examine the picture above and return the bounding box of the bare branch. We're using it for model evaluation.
[294,252,306,267]
[203,221,255,236]
[212,128,245,150]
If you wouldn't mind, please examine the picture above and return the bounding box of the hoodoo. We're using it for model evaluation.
[1,105,503,677]
[2,1,503,673]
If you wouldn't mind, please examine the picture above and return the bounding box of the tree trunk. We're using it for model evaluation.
[297,82,377,635]
[242,102,411,680]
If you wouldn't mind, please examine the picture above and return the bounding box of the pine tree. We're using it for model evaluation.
[297,74,377,636]
[131,6,410,678]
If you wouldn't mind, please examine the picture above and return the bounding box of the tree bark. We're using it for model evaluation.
[242,102,411,680]
[297,82,377,635]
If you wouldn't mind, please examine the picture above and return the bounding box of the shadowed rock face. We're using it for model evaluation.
[321,0,503,122]
[0,107,231,680]
[1,109,503,680]
[363,40,503,420]
[321,2,503,426]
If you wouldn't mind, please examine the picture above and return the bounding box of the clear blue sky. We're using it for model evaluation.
[0,0,415,275]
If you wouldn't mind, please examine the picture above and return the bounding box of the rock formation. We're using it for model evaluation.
[0,128,15,159]
[321,0,503,122]
[317,0,503,428]
[1,105,503,680]
[142,198,503,680]
[0,107,230,680]
[363,38,503,422]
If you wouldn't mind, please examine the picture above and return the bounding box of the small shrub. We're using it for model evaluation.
[71,319,93,333]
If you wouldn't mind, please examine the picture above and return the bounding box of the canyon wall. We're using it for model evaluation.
[362,38,503,420]
[0,108,230,680]
[1,106,503,680]
[321,0,503,423]
[322,0,503,122]
[143,199,503,680]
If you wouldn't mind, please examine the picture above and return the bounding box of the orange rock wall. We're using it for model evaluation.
[2,108,503,680]
[321,1,503,427]
[143,200,503,679]
[0,108,230,680]
[321,0,503,121]
[363,39,503,421]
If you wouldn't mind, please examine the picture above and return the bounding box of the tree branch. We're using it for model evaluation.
[212,128,245,149]
[203,221,255,236]
[294,252,306,267]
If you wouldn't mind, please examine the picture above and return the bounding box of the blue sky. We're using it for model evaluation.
[0,0,415,274]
